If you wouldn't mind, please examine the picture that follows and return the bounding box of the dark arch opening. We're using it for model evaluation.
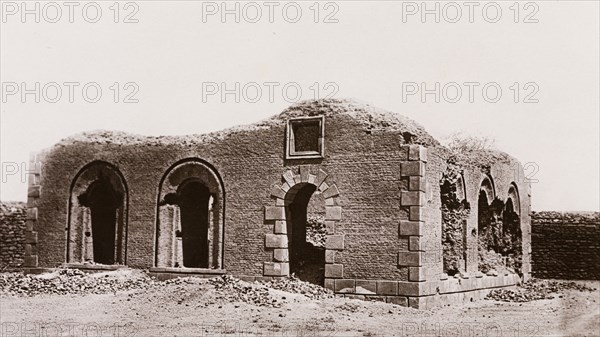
[477,190,490,237]
[502,198,523,274]
[177,180,211,268]
[79,179,123,265]
[286,183,325,285]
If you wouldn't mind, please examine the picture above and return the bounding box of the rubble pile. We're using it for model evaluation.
[208,275,283,307]
[260,275,333,300]
[486,279,596,302]
[1,269,334,306]
[0,269,155,296]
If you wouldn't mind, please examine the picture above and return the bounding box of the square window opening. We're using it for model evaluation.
[286,116,325,159]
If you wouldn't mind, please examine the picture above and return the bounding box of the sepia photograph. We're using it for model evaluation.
[0,1,598,336]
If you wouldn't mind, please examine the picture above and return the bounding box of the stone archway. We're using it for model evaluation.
[155,159,224,269]
[67,161,128,265]
[263,166,344,283]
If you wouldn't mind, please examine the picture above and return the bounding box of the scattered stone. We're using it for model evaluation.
[0,269,155,296]
[486,279,596,302]
[259,275,333,300]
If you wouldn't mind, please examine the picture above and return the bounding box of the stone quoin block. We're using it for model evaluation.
[25,231,38,244]
[27,185,41,198]
[26,208,38,221]
[263,262,289,276]
[376,281,398,295]
[273,249,289,262]
[399,221,423,236]
[325,250,336,263]
[322,184,340,199]
[408,176,426,192]
[408,145,427,162]
[397,282,420,296]
[409,236,423,251]
[26,197,37,208]
[325,206,342,220]
[409,267,426,282]
[325,264,343,278]
[264,206,286,220]
[401,161,424,177]
[265,234,288,248]
[398,252,422,267]
[401,191,425,206]
[325,221,335,233]
[335,279,355,293]
[324,279,335,292]
[325,235,345,250]
[408,297,423,309]
[25,220,34,232]
[409,206,423,221]
[273,221,286,234]
[355,280,377,294]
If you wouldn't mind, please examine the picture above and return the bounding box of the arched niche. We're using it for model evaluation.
[506,183,521,216]
[440,172,470,276]
[155,159,224,269]
[67,161,128,265]
[502,183,523,274]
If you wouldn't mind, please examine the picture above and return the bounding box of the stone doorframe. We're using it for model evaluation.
[263,165,345,278]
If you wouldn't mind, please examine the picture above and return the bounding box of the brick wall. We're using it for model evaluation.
[531,211,600,280]
[30,99,439,282]
[0,202,27,270]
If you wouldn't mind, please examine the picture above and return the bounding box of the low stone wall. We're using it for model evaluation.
[531,211,600,280]
[0,202,27,270]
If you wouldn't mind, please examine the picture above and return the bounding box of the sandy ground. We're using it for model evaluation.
[1,278,598,337]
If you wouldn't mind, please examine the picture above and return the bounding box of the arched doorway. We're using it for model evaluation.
[156,159,224,269]
[264,166,344,285]
[67,161,128,265]
[286,183,326,285]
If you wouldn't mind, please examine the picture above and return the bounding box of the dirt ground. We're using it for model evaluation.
[1,275,598,337]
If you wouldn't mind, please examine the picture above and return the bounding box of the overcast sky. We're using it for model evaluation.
[1,0,598,211]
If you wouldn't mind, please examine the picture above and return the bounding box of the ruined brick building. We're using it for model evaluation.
[23,99,531,309]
